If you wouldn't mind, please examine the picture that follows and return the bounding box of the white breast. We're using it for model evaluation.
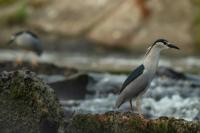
[143,47,161,79]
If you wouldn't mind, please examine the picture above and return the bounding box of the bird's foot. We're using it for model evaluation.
[31,59,38,67]
[138,113,144,119]
[15,58,22,66]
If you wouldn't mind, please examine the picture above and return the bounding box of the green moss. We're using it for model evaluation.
[65,113,200,133]
[0,70,64,133]
[69,115,106,133]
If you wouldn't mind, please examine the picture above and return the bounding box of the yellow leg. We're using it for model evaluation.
[136,96,142,114]
[15,55,22,65]
[31,54,38,67]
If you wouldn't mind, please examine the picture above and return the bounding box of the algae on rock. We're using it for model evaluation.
[65,112,200,133]
[0,70,64,133]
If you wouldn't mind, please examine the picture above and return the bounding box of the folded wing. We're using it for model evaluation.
[120,64,145,93]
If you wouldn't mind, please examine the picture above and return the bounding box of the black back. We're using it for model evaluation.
[120,64,145,93]
[14,30,39,39]
[153,39,168,46]
[25,31,39,39]
[14,31,24,37]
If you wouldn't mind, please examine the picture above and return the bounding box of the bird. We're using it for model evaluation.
[7,31,43,66]
[115,39,179,114]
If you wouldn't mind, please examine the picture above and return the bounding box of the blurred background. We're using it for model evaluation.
[0,0,200,72]
[0,0,199,120]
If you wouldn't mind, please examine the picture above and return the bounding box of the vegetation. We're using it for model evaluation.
[192,0,200,50]
[0,0,27,25]
[0,0,18,6]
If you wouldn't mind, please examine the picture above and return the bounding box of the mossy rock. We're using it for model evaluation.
[65,112,200,133]
[0,70,64,133]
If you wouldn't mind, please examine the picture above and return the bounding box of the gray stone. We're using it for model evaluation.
[0,70,64,133]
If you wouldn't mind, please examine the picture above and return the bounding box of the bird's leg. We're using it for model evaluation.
[16,56,22,65]
[136,96,142,116]
[129,100,133,111]
[15,52,22,65]
[31,54,38,67]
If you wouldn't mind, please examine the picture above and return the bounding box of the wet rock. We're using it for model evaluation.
[0,70,64,133]
[156,66,186,80]
[65,112,200,133]
[0,61,77,76]
[39,74,67,84]
[49,74,89,100]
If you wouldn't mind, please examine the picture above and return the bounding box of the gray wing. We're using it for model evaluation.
[33,40,43,56]
[28,37,43,56]
[115,71,148,108]
[120,64,144,93]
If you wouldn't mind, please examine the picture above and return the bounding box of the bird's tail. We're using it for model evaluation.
[115,96,124,109]
[35,47,43,56]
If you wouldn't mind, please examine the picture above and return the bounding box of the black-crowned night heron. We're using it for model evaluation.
[7,31,43,66]
[115,39,179,114]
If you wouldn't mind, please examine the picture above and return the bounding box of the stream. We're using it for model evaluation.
[62,72,200,121]
[0,50,199,121]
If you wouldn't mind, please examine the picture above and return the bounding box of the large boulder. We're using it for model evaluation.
[27,0,194,52]
[0,0,197,54]
[0,70,64,133]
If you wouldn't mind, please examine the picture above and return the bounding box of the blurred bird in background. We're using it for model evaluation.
[7,31,43,66]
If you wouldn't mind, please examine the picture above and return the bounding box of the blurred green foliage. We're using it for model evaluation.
[193,0,200,50]
[7,3,27,24]
[0,0,19,6]
[0,1,27,25]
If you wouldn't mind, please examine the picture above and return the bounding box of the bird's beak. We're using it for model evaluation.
[167,43,180,50]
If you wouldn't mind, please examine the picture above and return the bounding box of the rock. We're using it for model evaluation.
[65,112,200,133]
[0,0,196,54]
[156,66,186,80]
[0,61,77,76]
[28,0,123,36]
[0,70,64,133]
[49,74,89,100]
[27,0,194,52]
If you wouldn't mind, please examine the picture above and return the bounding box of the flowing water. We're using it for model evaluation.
[63,73,200,121]
[0,50,199,120]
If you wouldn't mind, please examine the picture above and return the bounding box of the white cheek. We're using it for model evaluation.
[162,45,168,49]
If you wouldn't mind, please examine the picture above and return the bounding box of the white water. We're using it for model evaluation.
[0,50,199,120]
[64,73,200,121]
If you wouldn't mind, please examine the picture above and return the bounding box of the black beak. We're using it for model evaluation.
[167,43,179,50]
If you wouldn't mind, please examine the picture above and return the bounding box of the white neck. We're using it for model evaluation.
[143,47,161,73]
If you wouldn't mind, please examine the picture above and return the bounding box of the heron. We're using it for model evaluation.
[115,39,179,114]
[7,31,43,66]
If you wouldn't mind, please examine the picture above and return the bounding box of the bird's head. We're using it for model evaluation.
[152,39,179,50]
[145,39,179,56]
[7,31,24,45]
[7,31,39,45]
[7,35,16,45]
